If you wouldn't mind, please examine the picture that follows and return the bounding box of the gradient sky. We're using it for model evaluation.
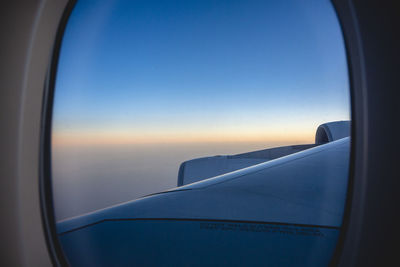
[52,0,350,146]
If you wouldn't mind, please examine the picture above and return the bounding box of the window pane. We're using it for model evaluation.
[51,0,351,265]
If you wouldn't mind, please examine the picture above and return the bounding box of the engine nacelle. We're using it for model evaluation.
[178,120,351,186]
[315,121,350,144]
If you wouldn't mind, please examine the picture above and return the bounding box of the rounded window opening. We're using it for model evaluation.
[51,1,351,266]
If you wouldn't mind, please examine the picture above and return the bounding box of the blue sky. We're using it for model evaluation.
[52,0,350,145]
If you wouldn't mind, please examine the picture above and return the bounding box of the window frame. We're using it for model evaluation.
[39,0,398,266]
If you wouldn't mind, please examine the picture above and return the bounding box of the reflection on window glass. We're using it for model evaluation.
[52,0,350,266]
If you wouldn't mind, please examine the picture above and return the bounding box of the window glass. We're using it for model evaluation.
[51,0,350,265]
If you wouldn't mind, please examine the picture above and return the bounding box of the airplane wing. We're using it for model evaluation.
[56,121,350,266]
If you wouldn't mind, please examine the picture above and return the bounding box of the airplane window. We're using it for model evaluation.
[50,0,351,266]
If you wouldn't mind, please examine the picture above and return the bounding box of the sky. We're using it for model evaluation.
[52,0,350,147]
[51,0,351,220]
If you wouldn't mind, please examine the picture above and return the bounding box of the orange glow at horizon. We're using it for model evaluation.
[52,128,315,147]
